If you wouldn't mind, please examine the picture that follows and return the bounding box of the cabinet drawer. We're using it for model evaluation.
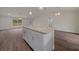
[30,34,43,51]
[31,30,43,37]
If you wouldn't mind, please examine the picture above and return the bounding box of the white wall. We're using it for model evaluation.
[23,17,35,27]
[0,11,79,33]
[53,12,78,33]
[0,16,25,30]
[53,11,79,33]
[30,11,79,33]
[32,15,53,28]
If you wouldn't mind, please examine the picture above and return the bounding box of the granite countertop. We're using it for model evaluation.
[23,26,54,34]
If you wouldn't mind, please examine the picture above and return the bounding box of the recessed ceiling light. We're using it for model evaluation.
[29,11,32,15]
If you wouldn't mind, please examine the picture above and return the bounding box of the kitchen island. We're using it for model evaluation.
[23,26,54,51]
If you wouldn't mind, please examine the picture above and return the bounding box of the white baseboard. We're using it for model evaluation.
[0,27,23,31]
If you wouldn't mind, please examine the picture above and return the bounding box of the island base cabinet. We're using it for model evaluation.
[23,27,54,51]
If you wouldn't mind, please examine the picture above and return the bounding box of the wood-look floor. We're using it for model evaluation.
[55,30,79,51]
[0,28,79,51]
[0,28,32,51]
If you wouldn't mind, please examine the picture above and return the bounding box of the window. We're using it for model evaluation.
[13,20,18,26]
[18,20,22,25]
[13,19,22,26]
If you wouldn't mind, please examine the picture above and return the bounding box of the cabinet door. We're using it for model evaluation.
[23,28,27,40]
[31,32,43,51]
[23,28,32,45]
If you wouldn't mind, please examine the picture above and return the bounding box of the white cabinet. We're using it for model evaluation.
[30,31,43,50]
[23,27,54,51]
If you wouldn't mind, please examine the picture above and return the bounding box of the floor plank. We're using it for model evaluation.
[55,30,79,51]
[0,28,32,51]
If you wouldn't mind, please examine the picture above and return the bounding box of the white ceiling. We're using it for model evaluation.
[0,7,79,18]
